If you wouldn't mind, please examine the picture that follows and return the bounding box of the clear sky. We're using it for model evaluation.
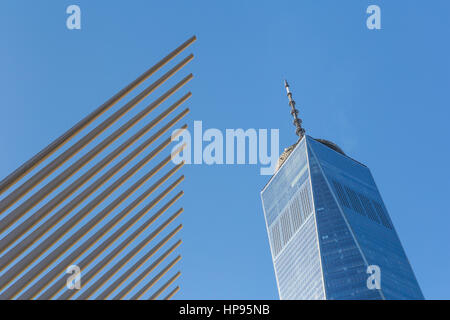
[0,1,449,299]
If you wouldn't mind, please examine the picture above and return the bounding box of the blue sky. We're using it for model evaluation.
[0,1,449,299]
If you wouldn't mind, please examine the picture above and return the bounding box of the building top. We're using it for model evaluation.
[275,137,346,171]
[271,80,364,179]
[314,139,346,156]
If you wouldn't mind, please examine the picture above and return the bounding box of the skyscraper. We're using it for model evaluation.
[260,82,424,300]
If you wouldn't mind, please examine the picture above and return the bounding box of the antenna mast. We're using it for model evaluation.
[284,80,305,139]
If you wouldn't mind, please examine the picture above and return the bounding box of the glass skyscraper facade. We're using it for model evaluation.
[261,135,423,300]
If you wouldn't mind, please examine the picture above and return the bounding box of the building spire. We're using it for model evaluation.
[284,80,305,139]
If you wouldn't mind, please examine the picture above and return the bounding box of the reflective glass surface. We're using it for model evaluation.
[261,135,423,300]
[307,137,423,300]
[262,138,325,300]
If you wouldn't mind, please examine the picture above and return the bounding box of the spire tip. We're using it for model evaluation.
[283,80,305,139]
